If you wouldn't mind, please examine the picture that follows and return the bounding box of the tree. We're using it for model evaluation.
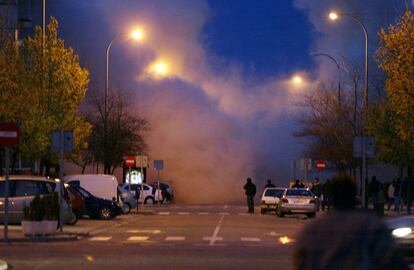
[294,83,359,172]
[0,18,90,174]
[87,91,149,174]
[371,10,414,170]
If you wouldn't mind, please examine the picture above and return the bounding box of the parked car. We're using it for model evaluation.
[149,181,174,202]
[260,187,286,214]
[121,183,159,204]
[0,176,76,224]
[117,185,137,214]
[277,188,317,218]
[68,184,122,220]
[64,174,118,201]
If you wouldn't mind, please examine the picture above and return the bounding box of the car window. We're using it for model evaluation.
[264,189,284,198]
[75,186,91,198]
[286,189,312,197]
[0,181,13,197]
[14,180,48,197]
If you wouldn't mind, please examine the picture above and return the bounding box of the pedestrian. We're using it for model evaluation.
[293,175,408,270]
[244,177,257,213]
[311,178,322,211]
[321,179,332,211]
[292,179,304,188]
[369,176,382,213]
[264,179,275,189]
[387,180,395,210]
[160,186,171,204]
[394,178,402,213]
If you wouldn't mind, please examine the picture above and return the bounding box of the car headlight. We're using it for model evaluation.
[392,227,412,238]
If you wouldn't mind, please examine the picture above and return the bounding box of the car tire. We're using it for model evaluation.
[307,212,316,219]
[144,196,155,205]
[99,207,113,220]
[66,211,79,225]
[121,203,131,214]
[277,208,284,217]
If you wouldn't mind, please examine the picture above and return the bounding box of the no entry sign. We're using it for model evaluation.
[316,160,326,172]
[0,123,19,147]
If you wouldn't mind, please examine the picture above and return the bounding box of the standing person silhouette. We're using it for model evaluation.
[244,178,257,214]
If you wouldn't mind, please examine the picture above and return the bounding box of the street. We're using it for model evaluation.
[0,205,309,270]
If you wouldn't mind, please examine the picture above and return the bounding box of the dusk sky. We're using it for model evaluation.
[42,0,408,203]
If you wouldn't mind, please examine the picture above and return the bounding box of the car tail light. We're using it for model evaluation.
[281,198,288,203]
[309,199,315,204]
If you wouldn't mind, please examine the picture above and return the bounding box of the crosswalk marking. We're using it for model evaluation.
[159,212,170,215]
[89,236,112,241]
[165,236,185,241]
[241,237,261,242]
[197,212,210,215]
[127,236,149,241]
[126,230,161,234]
[203,236,223,241]
[178,212,190,215]
[219,212,230,215]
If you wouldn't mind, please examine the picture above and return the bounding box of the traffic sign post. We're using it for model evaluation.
[0,123,19,242]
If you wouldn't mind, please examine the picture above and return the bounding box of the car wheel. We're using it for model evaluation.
[99,207,113,220]
[307,212,316,219]
[66,211,79,225]
[121,203,131,214]
[144,196,155,205]
[277,208,284,217]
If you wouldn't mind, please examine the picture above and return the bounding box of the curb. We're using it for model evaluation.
[0,259,7,270]
[0,233,84,243]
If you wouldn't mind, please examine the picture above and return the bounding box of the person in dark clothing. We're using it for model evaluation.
[264,179,275,189]
[311,178,322,211]
[321,179,332,211]
[292,179,305,188]
[294,175,409,270]
[160,186,171,204]
[244,178,257,213]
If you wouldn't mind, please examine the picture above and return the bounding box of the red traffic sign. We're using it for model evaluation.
[123,156,136,167]
[0,123,19,147]
[316,160,326,172]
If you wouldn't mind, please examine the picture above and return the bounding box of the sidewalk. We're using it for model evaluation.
[0,209,153,243]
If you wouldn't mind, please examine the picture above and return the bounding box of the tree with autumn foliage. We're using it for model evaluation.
[371,10,414,172]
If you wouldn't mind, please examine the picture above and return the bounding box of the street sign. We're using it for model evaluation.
[316,160,326,172]
[135,155,148,167]
[51,131,73,153]
[0,123,19,147]
[300,158,312,170]
[153,160,164,171]
[124,156,136,167]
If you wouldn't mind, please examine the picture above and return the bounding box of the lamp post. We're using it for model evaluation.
[329,11,369,207]
[312,53,342,102]
[104,29,144,173]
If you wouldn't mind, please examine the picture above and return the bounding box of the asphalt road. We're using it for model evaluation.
[0,205,311,270]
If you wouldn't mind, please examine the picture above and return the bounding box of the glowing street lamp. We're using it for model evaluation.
[328,10,369,207]
[292,75,303,85]
[149,61,169,78]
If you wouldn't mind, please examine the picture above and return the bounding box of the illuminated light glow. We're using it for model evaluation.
[131,29,144,41]
[329,12,339,21]
[84,255,94,262]
[292,75,303,84]
[149,61,169,77]
[392,227,412,238]
[279,236,293,244]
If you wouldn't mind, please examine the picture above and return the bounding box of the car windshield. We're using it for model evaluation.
[286,189,312,197]
[264,189,284,198]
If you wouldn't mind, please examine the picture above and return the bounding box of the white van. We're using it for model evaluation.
[64,174,118,201]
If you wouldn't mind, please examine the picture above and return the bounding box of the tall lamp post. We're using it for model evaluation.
[329,11,369,207]
[312,53,342,102]
[104,29,144,173]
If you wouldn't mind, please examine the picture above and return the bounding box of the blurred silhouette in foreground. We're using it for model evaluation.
[294,175,409,270]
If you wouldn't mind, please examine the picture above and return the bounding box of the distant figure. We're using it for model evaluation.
[160,186,171,204]
[244,178,257,213]
[393,178,402,212]
[311,178,322,211]
[368,176,382,210]
[292,179,305,188]
[294,175,408,270]
[264,179,275,189]
[321,179,332,211]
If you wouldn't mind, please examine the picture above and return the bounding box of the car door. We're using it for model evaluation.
[12,180,47,223]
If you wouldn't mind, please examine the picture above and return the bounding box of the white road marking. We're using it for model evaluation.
[223,204,228,209]
[241,237,261,242]
[203,236,223,241]
[89,236,112,241]
[165,236,185,241]
[178,212,190,215]
[208,213,226,246]
[219,212,230,215]
[198,212,210,215]
[126,230,161,234]
[127,236,149,241]
[269,232,281,236]
[158,212,170,215]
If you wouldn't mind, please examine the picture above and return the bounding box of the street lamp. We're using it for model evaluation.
[312,53,342,101]
[103,28,144,173]
[329,11,369,207]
